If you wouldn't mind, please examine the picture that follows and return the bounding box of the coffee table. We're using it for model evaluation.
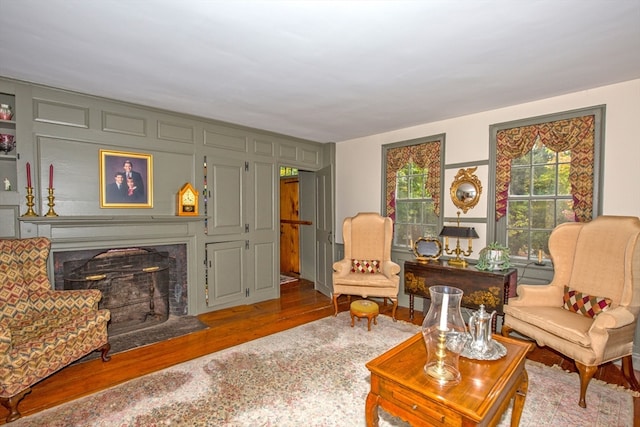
[365,333,532,426]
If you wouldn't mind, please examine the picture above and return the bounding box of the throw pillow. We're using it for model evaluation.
[562,286,612,318]
[351,259,380,274]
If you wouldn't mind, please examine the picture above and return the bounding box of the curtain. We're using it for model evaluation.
[495,115,595,222]
[386,141,441,221]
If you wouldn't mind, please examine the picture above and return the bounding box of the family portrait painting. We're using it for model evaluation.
[99,149,153,208]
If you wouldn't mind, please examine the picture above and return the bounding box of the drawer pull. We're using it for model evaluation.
[392,391,445,423]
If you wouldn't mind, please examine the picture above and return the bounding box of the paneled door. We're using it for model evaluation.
[315,164,333,297]
[280,177,300,275]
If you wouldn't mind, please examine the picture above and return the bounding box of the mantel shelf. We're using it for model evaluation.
[18,215,206,226]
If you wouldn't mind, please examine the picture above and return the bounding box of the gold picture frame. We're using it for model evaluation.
[413,237,443,262]
[99,149,153,208]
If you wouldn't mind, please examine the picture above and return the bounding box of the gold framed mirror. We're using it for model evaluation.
[413,237,442,262]
[450,167,482,213]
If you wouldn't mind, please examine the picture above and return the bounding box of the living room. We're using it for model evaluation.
[1,1,640,425]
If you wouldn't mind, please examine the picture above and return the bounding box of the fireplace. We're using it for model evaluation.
[54,244,187,336]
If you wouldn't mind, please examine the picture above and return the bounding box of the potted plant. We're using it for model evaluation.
[476,242,511,271]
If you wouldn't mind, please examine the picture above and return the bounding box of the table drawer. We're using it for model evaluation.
[378,378,462,427]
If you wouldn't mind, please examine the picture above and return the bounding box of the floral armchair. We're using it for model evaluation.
[332,213,400,320]
[0,237,111,422]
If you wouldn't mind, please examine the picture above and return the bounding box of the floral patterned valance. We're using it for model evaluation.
[495,115,595,222]
[386,141,441,221]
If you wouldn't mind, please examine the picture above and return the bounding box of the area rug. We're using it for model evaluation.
[279,274,297,285]
[14,314,634,427]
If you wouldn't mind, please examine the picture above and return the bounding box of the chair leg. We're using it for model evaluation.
[621,355,640,391]
[0,388,31,423]
[332,293,340,316]
[391,298,398,322]
[99,342,112,362]
[575,361,597,408]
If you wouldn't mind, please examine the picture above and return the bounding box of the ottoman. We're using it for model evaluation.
[350,299,379,331]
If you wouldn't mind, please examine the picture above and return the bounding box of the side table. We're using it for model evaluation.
[365,333,532,427]
[404,260,517,331]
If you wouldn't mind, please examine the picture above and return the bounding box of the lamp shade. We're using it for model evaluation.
[439,226,479,239]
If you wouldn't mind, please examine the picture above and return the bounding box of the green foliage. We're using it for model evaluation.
[506,141,572,260]
[476,242,511,271]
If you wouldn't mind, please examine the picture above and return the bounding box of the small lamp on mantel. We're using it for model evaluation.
[439,213,479,268]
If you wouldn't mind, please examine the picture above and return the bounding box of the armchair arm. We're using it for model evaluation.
[332,259,353,278]
[590,306,635,331]
[380,260,400,278]
[508,283,564,307]
[29,289,103,316]
[0,319,12,359]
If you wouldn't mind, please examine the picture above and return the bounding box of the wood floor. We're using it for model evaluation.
[2,279,638,425]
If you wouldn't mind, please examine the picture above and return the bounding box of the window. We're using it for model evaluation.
[490,106,604,263]
[382,135,444,248]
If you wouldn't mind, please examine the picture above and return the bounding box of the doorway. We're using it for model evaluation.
[279,170,316,281]
[280,176,300,276]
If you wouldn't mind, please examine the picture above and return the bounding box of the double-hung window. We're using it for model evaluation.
[490,106,604,263]
[382,135,444,248]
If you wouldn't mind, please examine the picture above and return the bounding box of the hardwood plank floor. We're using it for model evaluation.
[2,279,638,425]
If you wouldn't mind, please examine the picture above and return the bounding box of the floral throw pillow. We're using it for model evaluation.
[562,286,612,318]
[351,259,380,274]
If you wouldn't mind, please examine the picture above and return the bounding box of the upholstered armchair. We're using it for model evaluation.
[332,213,400,320]
[0,237,111,422]
[502,215,640,408]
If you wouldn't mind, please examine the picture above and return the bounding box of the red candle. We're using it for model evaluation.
[26,162,31,188]
[49,164,54,189]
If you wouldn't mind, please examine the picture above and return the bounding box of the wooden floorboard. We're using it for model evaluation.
[2,279,638,425]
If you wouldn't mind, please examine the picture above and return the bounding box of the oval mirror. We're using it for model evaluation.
[450,167,482,213]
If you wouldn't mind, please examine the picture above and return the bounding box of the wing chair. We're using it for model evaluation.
[502,215,640,408]
[332,212,400,320]
[0,237,111,422]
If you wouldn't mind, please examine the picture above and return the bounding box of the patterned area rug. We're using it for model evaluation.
[14,314,634,426]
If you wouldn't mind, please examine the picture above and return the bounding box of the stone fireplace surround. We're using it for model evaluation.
[18,215,201,325]
[55,244,186,335]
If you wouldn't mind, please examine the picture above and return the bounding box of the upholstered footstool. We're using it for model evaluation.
[350,299,379,331]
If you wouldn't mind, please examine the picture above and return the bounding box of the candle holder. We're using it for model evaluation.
[22,187,39,217]
[421,285,467,386]
[45,188,59,217]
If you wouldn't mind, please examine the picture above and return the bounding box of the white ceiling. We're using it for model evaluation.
[1,0,639,143]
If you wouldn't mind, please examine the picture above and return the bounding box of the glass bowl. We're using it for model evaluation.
[0,134,15,154]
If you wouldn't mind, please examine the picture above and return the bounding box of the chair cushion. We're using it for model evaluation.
[504,305,593,347]
[562,286,611,318]
[351,259,380,274]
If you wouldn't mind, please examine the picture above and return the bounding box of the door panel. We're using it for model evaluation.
[206,240,245,308]
[249,160,278,300]
[209,159,245,235]
[315,165,333,297]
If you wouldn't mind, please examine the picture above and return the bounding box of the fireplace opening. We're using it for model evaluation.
[55,244,188,337]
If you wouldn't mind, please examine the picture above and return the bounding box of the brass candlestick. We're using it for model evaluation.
[424,329,455,381]
[22,187,39,217]
[45,188,58,217]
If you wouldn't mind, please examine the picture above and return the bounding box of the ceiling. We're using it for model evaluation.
[1,0,639,143]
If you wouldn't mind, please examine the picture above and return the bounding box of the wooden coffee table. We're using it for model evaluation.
[365,333,532,427]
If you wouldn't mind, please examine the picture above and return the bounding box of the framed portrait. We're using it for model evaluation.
[99,149,153,208]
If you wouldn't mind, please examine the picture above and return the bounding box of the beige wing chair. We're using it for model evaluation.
[502,215,640,408]
[332,212,400,320]
[0,237,111,422]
